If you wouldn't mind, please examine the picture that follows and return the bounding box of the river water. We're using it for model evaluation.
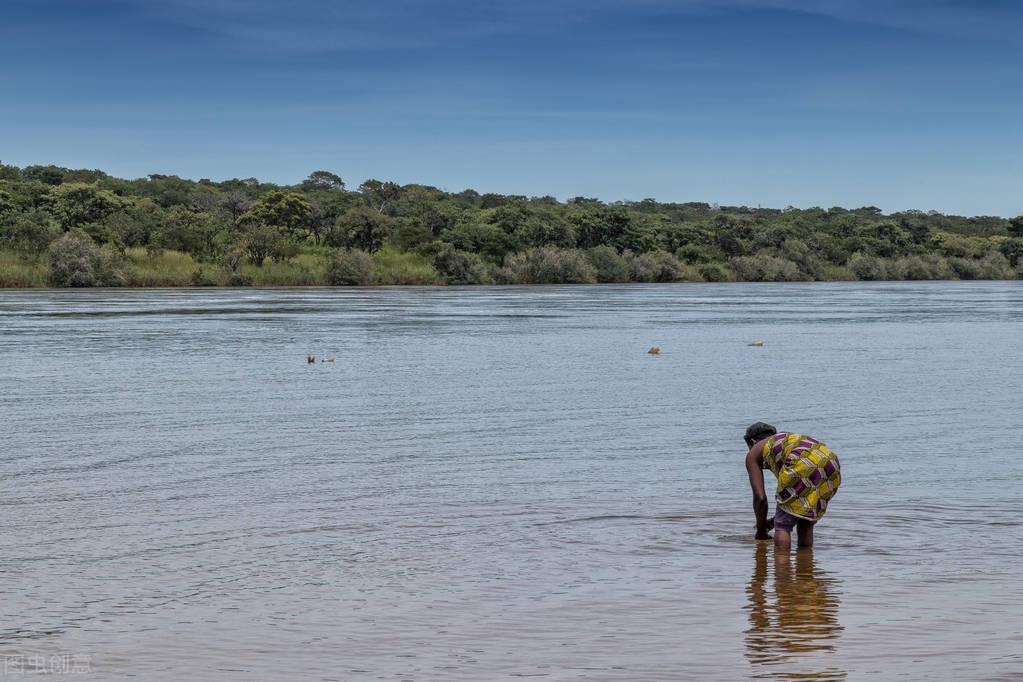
[1,283,1021,681]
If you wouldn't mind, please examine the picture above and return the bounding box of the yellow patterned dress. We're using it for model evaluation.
[762,433,841,521]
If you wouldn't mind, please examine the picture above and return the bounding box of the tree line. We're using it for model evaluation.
[1,162,1021,287]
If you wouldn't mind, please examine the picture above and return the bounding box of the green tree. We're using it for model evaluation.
[302,170,345,192]
[0,163,21,181]
[140,174,194,207]
[240,224,285,265]
[999,238,1023,267]
[571,206,631,250]
[1008,216,1023,238]
[2,210,58,254]
[219,189,253,222]
[101,199,167,247]
[23,165,66,185]
[310,192,362,245]
[0,188,18,217]
[334,206,391,252]
[46,183,125,232]
[441,222,517,262]
[154,206,221,260]
[238,190,313,241]
[358,179,402,213]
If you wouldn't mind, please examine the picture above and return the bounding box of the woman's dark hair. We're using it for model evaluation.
[744,421,777,447]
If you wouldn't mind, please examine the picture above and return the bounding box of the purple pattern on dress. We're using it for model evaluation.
[809,470,823,485]
[823,461,837,476]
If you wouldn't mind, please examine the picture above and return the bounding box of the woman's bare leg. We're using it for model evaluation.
[796,520,814,548]
[774,528,792,551]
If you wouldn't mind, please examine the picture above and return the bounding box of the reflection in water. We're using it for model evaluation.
[746,544,845,680]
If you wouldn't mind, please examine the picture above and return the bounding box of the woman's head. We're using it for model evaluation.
[744,421,777,448]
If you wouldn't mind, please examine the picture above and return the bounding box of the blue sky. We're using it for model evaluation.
[2,0,1021,215]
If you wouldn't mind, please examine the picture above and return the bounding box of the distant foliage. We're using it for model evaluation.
[0,161,1018,286]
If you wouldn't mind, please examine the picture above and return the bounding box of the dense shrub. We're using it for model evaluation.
[818,264,857,281]
[675,244,721,265]
[326,248,375,285]
[779,239,824,280]
[48,231,129,287]
[505,247,597,284]
[585,245,630,283]
[847,252,888,281]
[433,244,490,284]
[190,266,220,287]
[980,251,1014,279]
[948,252,1013,280]
[888,254,953,280]
[486,265,510,284]
[225,272,253,286]
[729,255,803,282]
[624,250,688,282]
[698,263,732,282]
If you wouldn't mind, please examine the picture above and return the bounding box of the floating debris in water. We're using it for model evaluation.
[748,341,765,347]
[307,355,316,364]
[322,358,335,363]
[648,346,661,355]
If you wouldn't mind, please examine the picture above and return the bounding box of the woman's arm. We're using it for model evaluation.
[745,444,771,539]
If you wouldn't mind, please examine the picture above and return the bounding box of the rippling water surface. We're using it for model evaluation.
[2,282,1022,681]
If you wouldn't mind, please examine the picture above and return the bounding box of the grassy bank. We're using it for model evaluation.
[0,252,48,287]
